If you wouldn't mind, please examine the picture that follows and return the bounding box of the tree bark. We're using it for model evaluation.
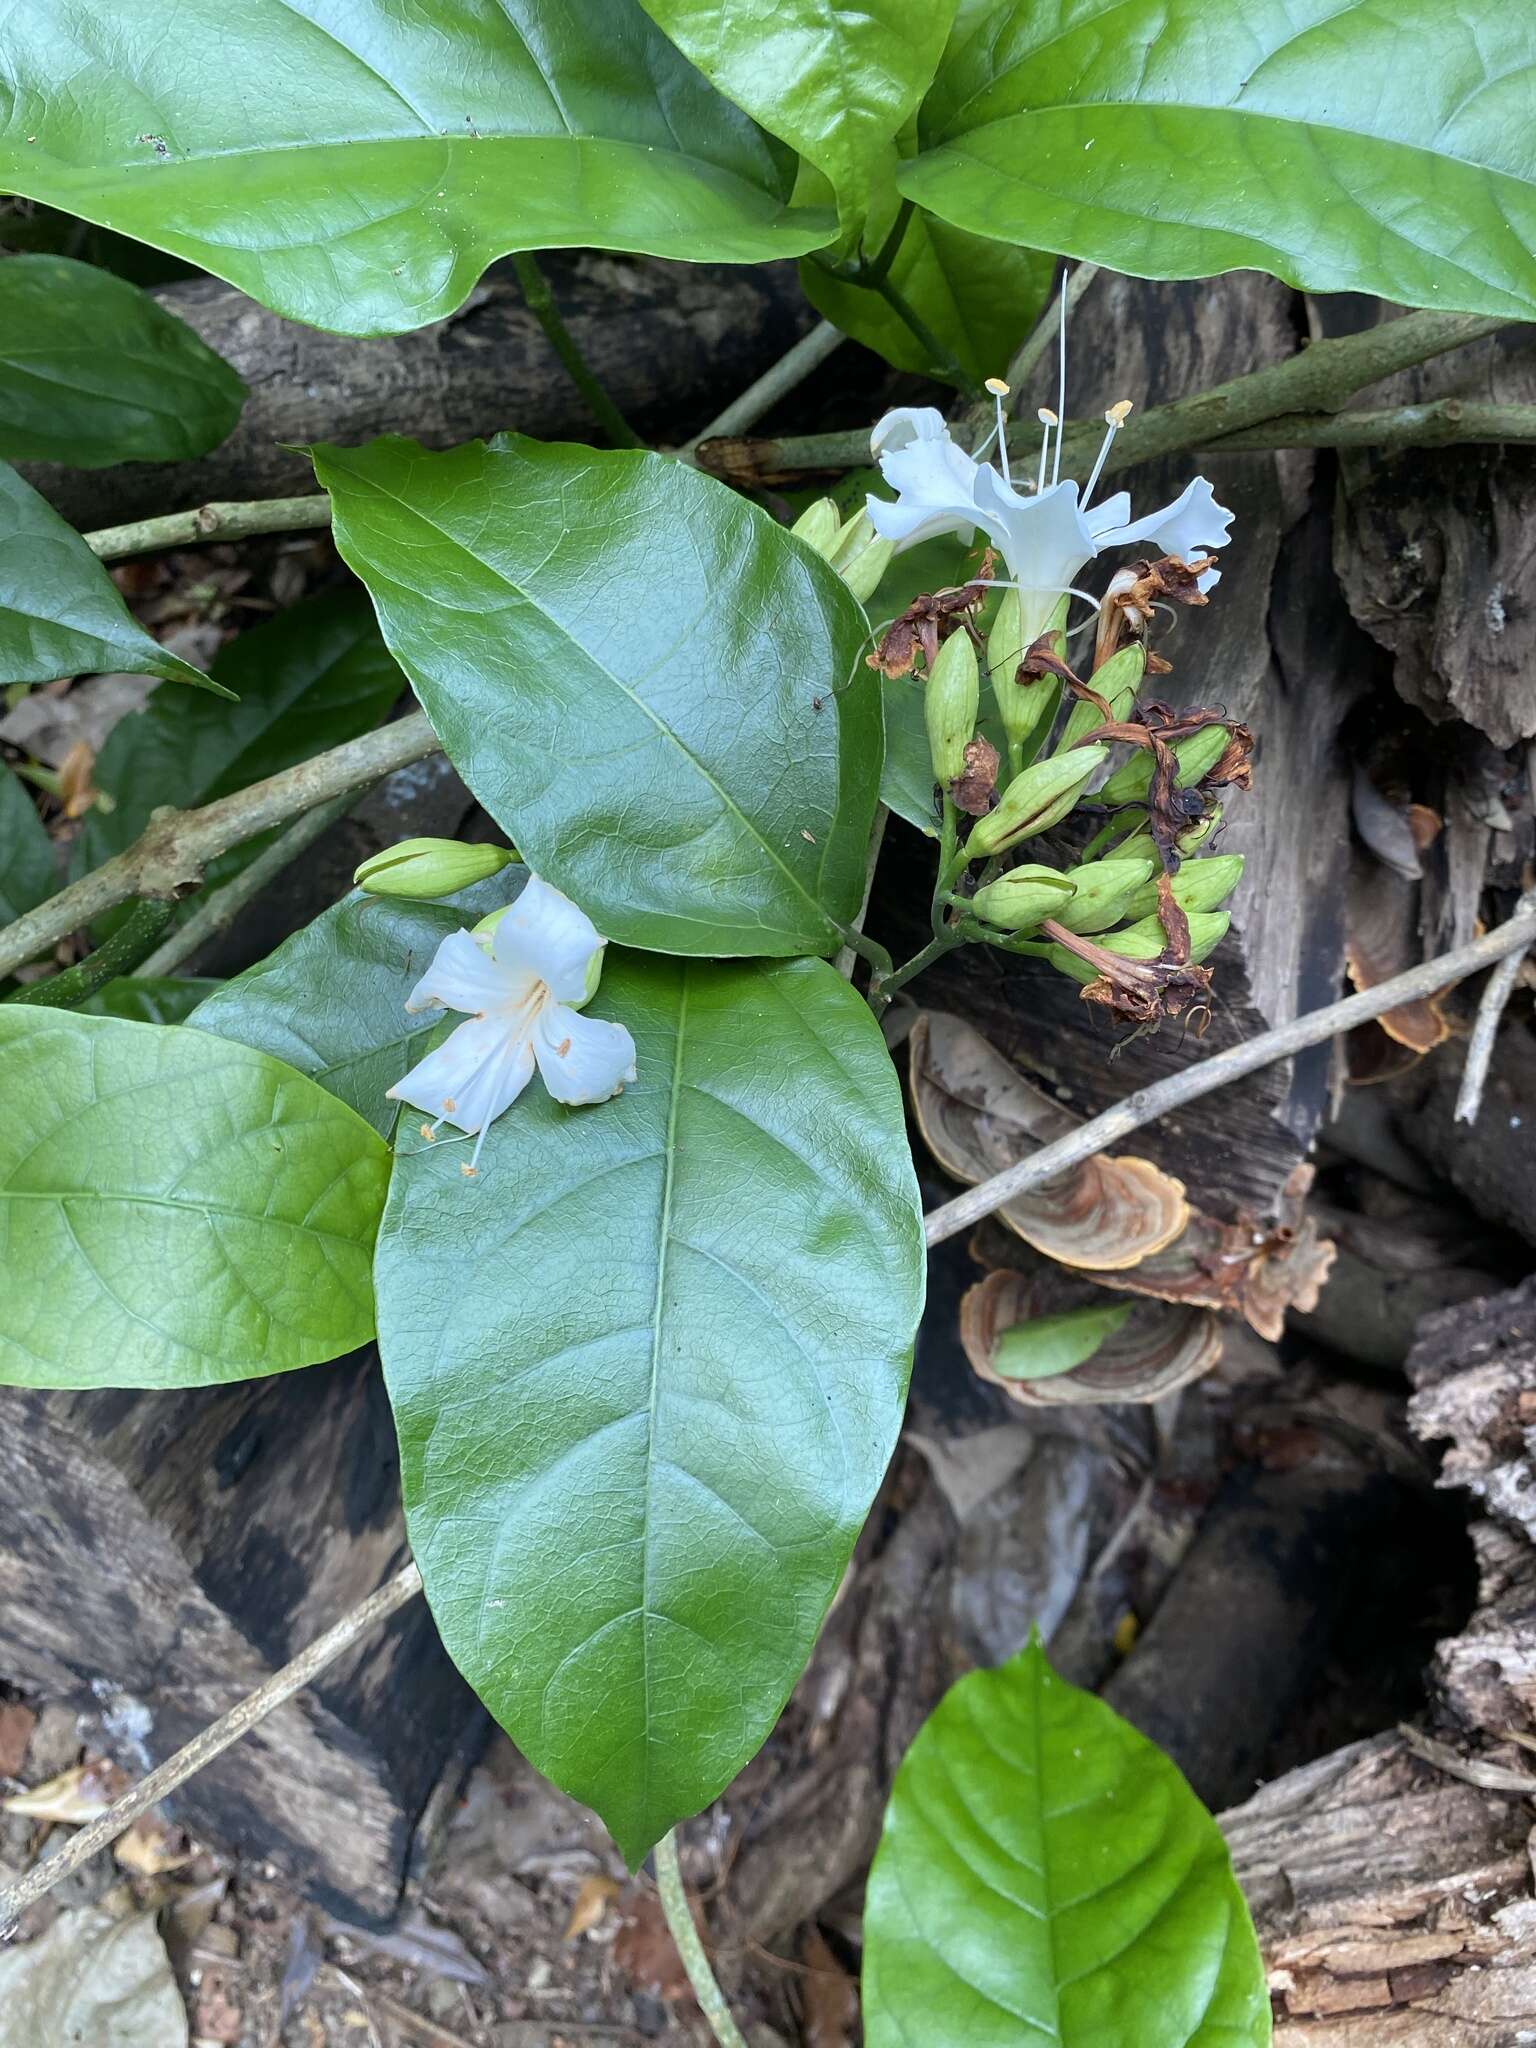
[23,255,816,528]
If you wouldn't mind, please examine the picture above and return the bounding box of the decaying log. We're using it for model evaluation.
[1390,1027,1536,1252]
[0,1351,477,1924]
[871,269,1368,1218]
[24,255,815,529]
[1292,1202,1501,1369]
[1218,1278,1536,2041]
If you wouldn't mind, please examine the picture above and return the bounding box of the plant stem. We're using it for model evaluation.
[934,796,958,940]
[682,321,847,455]
[87,494,333,562]
[693,308,1512,487]
[133,788,361,978]
[866,269,977,391]
[3,898,173,1007]
[0,712,440,980]
[511,251,642,450]
[0,1563,425,1931]
[863,197,916,286]
[654,1832,748,2048]
[874,927,962,1000]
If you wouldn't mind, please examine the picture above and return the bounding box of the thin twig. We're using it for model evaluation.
[694,307,1510,486]
[0,712,439,979]
[86,495,332,562]
[132,788,363,978]
[0,1563,424,1931]
[3,899,173,1008]
[1454,885,1536,1124]
[510,252,642,450]
[924,900,1536,1248]
[680,321,846,456]
[654,1833,748,2048]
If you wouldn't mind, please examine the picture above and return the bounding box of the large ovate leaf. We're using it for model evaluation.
[639,0,954,232]
[78,590,405,875]
[863,1638,1270,2048]
[374,952,925,1863]
[0,1009,389,1389]
[0,762,55,924]
[191,877,522,1135]
[900,0,1536,319]
[0,461,224,694]
[316,436,881,958]
[81,976,223,1025]
[0,255,245,467]
[0,0,834,337]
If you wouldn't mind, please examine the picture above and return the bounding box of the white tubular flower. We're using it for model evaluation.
[387,875,637,1174]
[865,397,1234,651]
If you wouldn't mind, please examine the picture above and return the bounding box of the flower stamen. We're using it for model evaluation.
[1082,400,1134,511]
[1036,407,1058,495]
[985,376,1012,485]
[1053,279,1069,485]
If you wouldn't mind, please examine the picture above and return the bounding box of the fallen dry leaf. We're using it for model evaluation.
[612,1886,700,2005]
[113,1814,192,1877]
[798,1929,858,2048]
[0,1701,36,1779]
[561,1872,620,1942]
[4,1757,129,1823]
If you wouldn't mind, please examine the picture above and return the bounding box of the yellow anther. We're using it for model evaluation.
[984,376,1011,397]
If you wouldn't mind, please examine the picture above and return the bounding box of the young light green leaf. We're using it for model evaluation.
[0,761,55,925]
[902,0,1536,320]
[190,876,523,1134]
[0,462,226,695]
[864,1638,1270,2048]
[639,0,955,233]
[0,256,245,468]
[81,976,223,1025]
[0,1009,389,1389]
[993,1301,1133,1381]
[78,590,405,875]
[375,953,925,1864]
[316,437,881,958]
[0,0,834,338]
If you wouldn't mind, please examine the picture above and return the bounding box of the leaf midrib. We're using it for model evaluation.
[337,459,837,942]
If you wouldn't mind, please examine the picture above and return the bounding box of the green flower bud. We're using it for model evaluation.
[1119,853,1245,923]
[827,508,895,602]
[925,630,980,786]
[1047,910,1230,984]
[790,498,841,560]
[988,589,1069,747]
[355,837,517,901]
[970,864,1076,934]
[1055,641,1145,754]
[1097,723,1231,809]
[966,744,1108,859]
[1049,856,1157,934]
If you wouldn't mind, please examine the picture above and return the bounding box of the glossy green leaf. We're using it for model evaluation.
[316,436,881,958]
[0,1008,389,1389]
[0,256,245,468]
[994,1301,1132,1381]
[901,0,1536,319]
[801,138,1051,381]
[80,976,223,1025]
[0,762,55,924]
[0,0,834,338]
[864,1638,1270,2048]
[375,952,924,1862]
[190,877,522,1135]
[0,461,223,695]
[78,591,404,875]
[640,0,953,232]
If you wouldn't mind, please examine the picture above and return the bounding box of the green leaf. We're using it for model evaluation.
[316,436,881,958]
[0,0,834,338]
[639,0,954,233]
[0,761,55,924]
[0,256,245,468]
[0,1008,389,1389]
[901,0,1536,320]
[993,1301,1133,1381]
[0,461,225,695]
[80,976,223,1025]
[78,590,404,876]
[802,139,1051,382]
[864,1639,1270,2048]
[190,878,522,1135]
[375,952,925,1862]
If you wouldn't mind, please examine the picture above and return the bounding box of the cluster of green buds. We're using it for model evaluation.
[792,498,896,604]
[354,836,518,900]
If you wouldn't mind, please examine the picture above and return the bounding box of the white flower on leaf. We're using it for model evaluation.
[387,875,637,1174]
[865,346,1234,654]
